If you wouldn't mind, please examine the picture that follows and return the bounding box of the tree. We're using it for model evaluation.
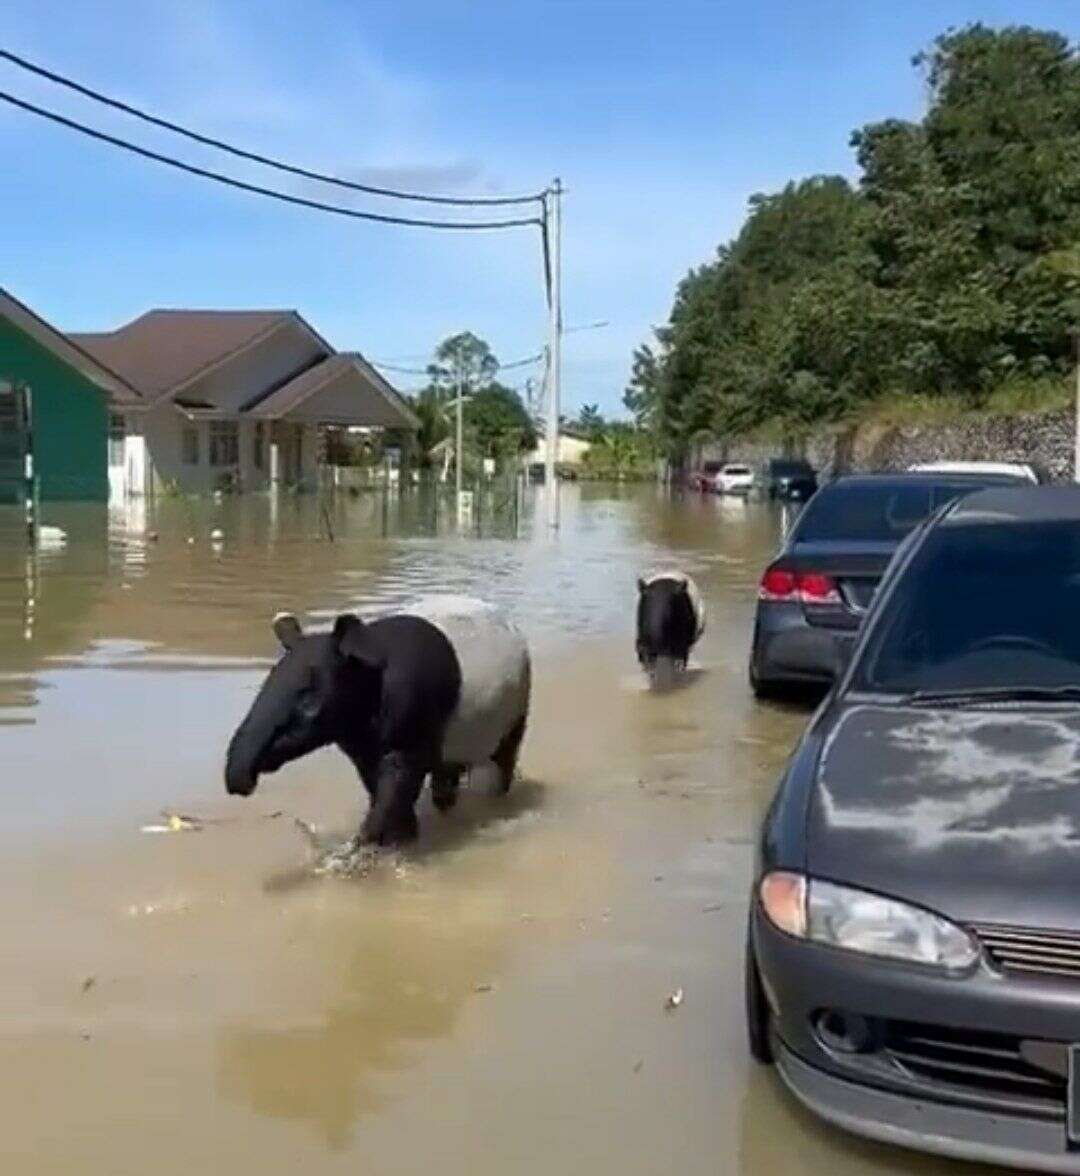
[464,383,537,458]
[427,332,499,396]
[576,403,605,440]
[628,22,1080,447]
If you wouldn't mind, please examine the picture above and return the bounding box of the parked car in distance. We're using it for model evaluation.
[908,459,1051,484]
[747,483,1080,1173]
[749,471,1024,696]
[757,458,818,501]
[715,463,754,495]
[687,460,723,492]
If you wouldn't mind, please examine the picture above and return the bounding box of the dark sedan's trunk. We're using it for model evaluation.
[786,540,897,630]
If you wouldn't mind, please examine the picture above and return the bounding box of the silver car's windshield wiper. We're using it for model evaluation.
[902,685,1080,707]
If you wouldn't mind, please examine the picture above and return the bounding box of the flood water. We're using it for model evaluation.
[0,485,996,1175]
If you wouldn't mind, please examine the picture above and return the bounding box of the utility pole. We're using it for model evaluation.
[545,178,563,529]
[1074,330,1080,482]
[455,359,465,510]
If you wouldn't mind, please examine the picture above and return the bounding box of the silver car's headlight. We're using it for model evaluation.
[760,871,978,972]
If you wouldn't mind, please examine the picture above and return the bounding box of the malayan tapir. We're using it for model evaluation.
[225,596,530,846]
[635,572,705,680]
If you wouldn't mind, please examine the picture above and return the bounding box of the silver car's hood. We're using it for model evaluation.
[808,703,1080,930]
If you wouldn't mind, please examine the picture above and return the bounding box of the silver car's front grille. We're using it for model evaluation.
[972,923,1080,979]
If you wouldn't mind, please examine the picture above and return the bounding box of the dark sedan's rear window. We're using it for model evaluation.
[793,483,932,542]
[793,479,1015,544]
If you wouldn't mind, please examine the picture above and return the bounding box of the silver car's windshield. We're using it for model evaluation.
[856,519,1080,695]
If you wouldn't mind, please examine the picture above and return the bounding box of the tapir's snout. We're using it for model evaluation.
[225,723,261,797]
[225,764,257,796]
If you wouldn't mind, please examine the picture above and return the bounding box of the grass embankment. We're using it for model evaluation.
[851,375,1074,431]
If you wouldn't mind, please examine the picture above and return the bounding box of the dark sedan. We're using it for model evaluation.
[749,471,1023,696]
[746,485,1080,1172]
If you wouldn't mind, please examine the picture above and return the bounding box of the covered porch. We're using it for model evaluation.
[245,353,418,488]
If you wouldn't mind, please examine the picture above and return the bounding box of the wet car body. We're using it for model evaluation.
[749,471,1022,695]
[747,486,1080,1172]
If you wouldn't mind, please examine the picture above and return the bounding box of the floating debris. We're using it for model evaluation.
[80,976,96,994]
[702,903,726,913]
[664,988,684,1011]
[633,1059,644,1074]
[140,811,204,834]
[474,983,494,994]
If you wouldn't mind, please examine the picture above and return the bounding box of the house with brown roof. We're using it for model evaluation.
[69,307,417,497]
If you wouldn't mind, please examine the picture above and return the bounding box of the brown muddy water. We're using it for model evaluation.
[0,486,996,1175]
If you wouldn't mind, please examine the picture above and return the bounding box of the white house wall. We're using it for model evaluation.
[138,405,275,495]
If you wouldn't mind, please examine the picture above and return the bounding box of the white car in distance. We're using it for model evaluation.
[907,460,1046,484]
[714,463,755,494]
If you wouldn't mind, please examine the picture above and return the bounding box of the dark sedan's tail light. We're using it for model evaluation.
[758,567,841,605]
[797,573,842,605]
[759,568,798,601]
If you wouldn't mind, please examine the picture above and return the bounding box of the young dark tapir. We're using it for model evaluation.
[635,572,705,681]
[225,596,531,846]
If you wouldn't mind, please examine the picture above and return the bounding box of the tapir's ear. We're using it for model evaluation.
[334,614,385,672]
[637,577,647,594]
[273,612,303,650]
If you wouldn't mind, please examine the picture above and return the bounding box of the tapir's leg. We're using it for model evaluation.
[492,716,527,794]
[360,751,425,845]
[340,742,379,802]
[431,765,461,813]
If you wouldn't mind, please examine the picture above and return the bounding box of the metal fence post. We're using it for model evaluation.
[22,385,36,545]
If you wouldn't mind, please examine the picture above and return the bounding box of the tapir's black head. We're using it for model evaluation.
[225,612,383,797]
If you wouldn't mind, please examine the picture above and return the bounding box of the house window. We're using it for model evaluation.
[253,422,265,470]
[0,382,20,435]
[108,413,126,468]
[181,425,200,465]
[209,420,239,467]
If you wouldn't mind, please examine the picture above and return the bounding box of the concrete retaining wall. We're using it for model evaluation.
[723,406,1076,482]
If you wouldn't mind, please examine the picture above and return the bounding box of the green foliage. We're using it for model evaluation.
[580,421,656,481]
[465,383,536,457]
[406,332,535,471]
[631,23,1080,458]
[576,402,605,440]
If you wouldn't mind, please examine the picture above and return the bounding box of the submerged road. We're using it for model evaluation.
[0,486,1001,1174]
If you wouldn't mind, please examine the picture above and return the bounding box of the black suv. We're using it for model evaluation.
[758,458,817,501]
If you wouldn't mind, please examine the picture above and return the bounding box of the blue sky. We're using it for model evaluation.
[1,1,1077,416]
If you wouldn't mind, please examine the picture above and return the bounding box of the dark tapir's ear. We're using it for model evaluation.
[637,576,647,593]
[273,612,303,650]
[334,614,385,672]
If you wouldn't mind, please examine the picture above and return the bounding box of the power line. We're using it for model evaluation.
[371,351,543,376]
[0,90,542,231]
[0,48,545,208]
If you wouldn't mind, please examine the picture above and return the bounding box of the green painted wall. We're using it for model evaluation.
[0,315,108,502]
